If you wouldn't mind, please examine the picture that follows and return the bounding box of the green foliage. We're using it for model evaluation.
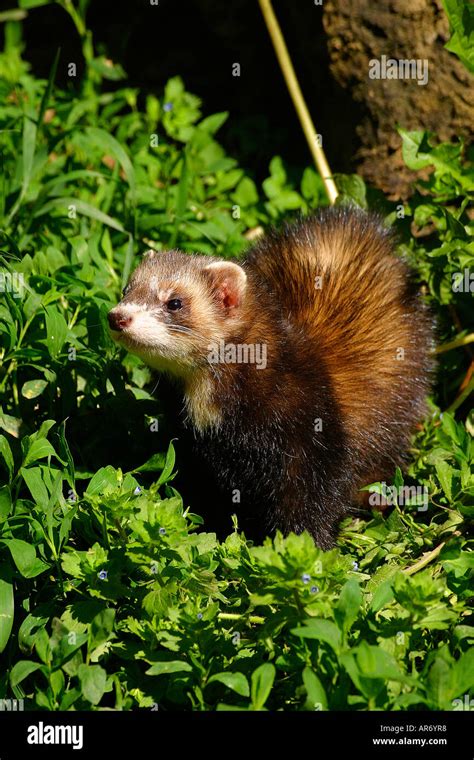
[0,11,472,711]
[442,0,474,73]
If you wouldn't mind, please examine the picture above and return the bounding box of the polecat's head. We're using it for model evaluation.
[108,250,248,374]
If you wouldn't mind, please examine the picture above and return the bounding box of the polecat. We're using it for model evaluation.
[108,207,434,548]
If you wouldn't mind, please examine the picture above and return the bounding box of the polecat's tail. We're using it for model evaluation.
[245,206,435,475]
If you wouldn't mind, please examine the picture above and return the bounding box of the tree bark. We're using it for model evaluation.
[322,0,474,198]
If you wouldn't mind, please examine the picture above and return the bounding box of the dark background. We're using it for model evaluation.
[7,0,362,182]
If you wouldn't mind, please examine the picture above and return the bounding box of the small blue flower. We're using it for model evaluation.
[159,527,166,536]
[310,585,319,594]
[163,102,173,112]
[133,486,142,495]
[98,570,108,581]
[352,561,359,571]
[302,573,311,584]
[197,613,203,620]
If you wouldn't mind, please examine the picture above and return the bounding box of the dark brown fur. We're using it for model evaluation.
[109,207,435,548]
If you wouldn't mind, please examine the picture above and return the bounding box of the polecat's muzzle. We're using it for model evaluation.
[108,310,132,332]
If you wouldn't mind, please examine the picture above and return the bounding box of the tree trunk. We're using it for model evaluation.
[322,0,474,198]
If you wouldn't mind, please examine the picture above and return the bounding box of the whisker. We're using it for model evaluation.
[167,324,207,341]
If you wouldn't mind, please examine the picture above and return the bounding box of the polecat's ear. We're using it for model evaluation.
[204,261,247,309]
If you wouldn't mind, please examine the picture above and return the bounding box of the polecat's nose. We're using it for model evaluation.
[108,310,132,332]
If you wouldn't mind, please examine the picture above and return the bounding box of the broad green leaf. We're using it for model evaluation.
[355,641,413,684]
[302,667,327,710]
[89,608,116,652]
[2,538,49,578]
[34,198,125,233]
[0,486,12,522]
[156,440,176,486]
[22,438,57,467]
[291,619,342,653]
[426,656,454,708]
[250,663,275,710]
[0,435,14,479]
[21,379,48,399]
[10,660,44,686]
[21,466,49,507]
[207,672,249,697]
[84,127,136,201]
[335,579,362,634]
[435,460,455,501]
[44,306,68,359]
[453,649,474,696]
[19,0,52,7]
[146,660,192,676]
[85,466,119,496]
[442,0,474,72]
[0,579,14,653]
[77,664,107,705]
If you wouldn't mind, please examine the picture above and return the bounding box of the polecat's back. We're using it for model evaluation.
[245,207,435,475]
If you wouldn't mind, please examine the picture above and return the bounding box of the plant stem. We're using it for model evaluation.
[446,375,474,414]
[404,542,445,576]
[257,0,338,205]
[218,612,265,624]
[434,332,474,354]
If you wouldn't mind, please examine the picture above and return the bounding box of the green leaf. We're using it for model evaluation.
[250,663,275,710]
[0,579,14,653]
[21,466,49,507]
[85,466,119,496]
[44,306,69,358]
[335,579,362,634]
[426,656,454,708]
[84,127,136,201]
[2,538,49,578]
[399,129,433,171]
[0,486,12,522]
[291,619,342,653]
[156,440,176,486]
[133,452,165,473]
[89,57,126,81]
[435,460,455,501]
[233,177,259,207]
[146,660,192,676]
[198,112,228,135]
[442,0,474,73]
[302,667,327,710]
[19,0,52,7]
[77,664,107,705]
[34,198,126,233]
[21,379,48,399]
[453,649,474,696]
[121,234,135,292]
[0,435,14,479]
[355,641,413,684]
[10,660,44,687]
[89,608,115,652]
[334,174,367,208]
[37,46,60,131]
[207,672,249,697]
[22,437,57,467]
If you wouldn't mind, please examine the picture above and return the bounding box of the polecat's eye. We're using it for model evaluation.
[122,284,131,297]
[167,298,182,311]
